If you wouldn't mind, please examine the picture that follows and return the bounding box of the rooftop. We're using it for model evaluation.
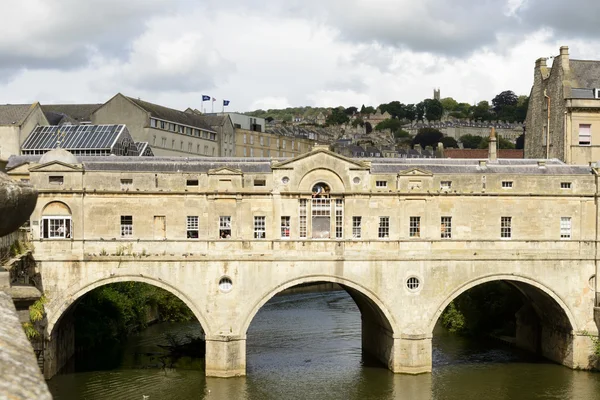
[41,104,102,124]
[128,96,216,132]
[0,104,38,126]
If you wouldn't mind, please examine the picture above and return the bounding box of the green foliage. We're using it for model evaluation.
[441,302,465,333]
[413,128,443,148]
[415,102,425,121]
[363,106,375,114]
[100,248,108,256]
[460,134,484,149]
[394,129,411,139]
[351,117,364,127]
[441,136,458,148]
[516,134,524,150]
[23,322,39,339]
[29,295,46,322]
[326,108,350,126]
[74,282,195,349]
[478,136,516,149]
[440,281,521,336]
[375,118,402,133]
[471,101,492,121]
[423,98,444,121]
[9,240,24,257]
[344,106,358,115]
[582,331,600,357]
[440,97,459,111]
[378,101,406,119]
[492,90,518,113]
[404,104,416,122]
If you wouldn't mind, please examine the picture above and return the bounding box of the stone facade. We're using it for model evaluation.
[525,46,600,164]
[14,147,600,379]
[92,93,220,157]
[235,128,314,158]
[0,103,49,160]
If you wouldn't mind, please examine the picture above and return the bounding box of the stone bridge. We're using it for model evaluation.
[8,146,599,378]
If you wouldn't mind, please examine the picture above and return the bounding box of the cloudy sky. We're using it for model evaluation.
[1,0,600,112]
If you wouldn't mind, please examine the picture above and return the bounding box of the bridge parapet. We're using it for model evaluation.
[33,239,596,262]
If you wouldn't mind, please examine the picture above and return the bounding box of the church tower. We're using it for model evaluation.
[433,88,440,100]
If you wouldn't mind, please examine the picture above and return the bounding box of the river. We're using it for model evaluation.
[47,291,600,400]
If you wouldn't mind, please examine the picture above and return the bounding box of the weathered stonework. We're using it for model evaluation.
[11,146,600,378]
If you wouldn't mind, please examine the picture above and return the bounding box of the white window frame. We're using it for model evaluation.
[501,216,512,239]
[187,216,199,239]
[335,199,343,239]
[440,181,452,190]
[120,215,133,238]
[379,216,390,239]
[409,216,420,238]
[219,216,231,239]
[560,217,571,239]
[254,216,266,239]
[352,216,362,239]
[299,199,307,238]
[41,216,72,239]
[376,180,388,188]
[579,124,591,146]
[441,216,452,239]
[281,216,290,239]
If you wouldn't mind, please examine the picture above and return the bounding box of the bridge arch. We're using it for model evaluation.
[428,273,578,334]
[47,275,212,337]
[242,275,397,336]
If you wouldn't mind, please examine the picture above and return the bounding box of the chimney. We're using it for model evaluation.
[560,46,569,57]
[436,142,444,158]
[535,58,547,68]
[488,127,497,161]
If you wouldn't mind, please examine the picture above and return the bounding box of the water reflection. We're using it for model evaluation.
[48,291,600,400]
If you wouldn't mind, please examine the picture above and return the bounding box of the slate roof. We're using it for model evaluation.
[0,104,37,126]
[198,115,228,127]
[5,154,592,176]
[570,60,600,90]
[41,104,102,124]
[127,97,215,132]
[444,149,524,159]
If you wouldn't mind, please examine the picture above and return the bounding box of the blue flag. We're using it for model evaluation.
[202,95,210,101]
[223,100,230,106]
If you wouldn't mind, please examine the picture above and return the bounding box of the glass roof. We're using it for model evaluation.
[22,125,125,150]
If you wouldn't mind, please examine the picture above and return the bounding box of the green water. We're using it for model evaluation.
[48,291,600,400]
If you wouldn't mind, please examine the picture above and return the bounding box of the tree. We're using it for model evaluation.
[515,96,529,122]
[440,97,459,111]
[325,108,350,126]
[344,106,358,115]
[460,134,483,149]
[404,104,416,122]
[471,101,492,121]
[413,128,443,148]
[363,106,375,114]
[478,136,515,149]
[394,129,411,140]
[379,101,405,119]
[365,121,373,134]
[265,116,274,123]
[415,102,425,121]
[515,133,524,149]
[375,118,402,132]
[492,90,518,113]
[351,117,365,127]
[424,98,444,121]
[360,104,366,113]
[441,136,458,148]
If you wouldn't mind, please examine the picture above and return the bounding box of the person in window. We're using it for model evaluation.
[56,224,66,237]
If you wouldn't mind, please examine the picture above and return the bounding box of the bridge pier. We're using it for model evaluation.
[43,308,75,379]
[394,335,432,374]
[205,335,246,378]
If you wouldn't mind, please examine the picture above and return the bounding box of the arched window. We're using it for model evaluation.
[41,202,72,239]
[308,182,343,239]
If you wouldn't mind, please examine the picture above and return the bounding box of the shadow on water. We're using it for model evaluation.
[49,291,600,400]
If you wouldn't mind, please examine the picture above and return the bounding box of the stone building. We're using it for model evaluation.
[525,46,600,164]
[8,139,600,378]
[0,103,49,161]
[235,128,314,157]
[91,94,219,157]
[186,112,236,157]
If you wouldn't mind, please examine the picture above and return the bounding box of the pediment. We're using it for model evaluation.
[398,167,433,177]
[272,147,370,170]
[29,161,83,172]
[208,166,243,175]
[6,162,32,175]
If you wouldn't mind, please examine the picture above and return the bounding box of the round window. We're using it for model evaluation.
[406,277,421,291]
[282,176,290,184]
[353,177,361,184]
[219,276,233,292]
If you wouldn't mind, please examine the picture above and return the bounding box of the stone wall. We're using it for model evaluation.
[0,291,51,399]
